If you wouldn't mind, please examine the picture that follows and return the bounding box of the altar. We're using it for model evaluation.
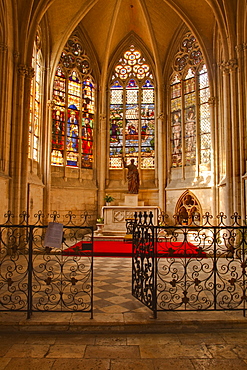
[96,195,160,237]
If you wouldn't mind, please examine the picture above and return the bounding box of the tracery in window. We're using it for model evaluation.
[109,45,155,169]
[51,35,94,168]
[170,32,211,169]
[29,33,42,161]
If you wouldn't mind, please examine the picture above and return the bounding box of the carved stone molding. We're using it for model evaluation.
[47,100,56,110]
[18,64,29,76]
[13,51,20,59]
[235,43,247,54]
[100,113,106,121]
[26,67,35,80]
[0,43,8,53]
[235,44,244,54]
[208,97,216,105]
[157,112,164,120]
[220,59,238,73]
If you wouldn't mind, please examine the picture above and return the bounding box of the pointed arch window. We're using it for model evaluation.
[29,33,42,161]
[109,45,155,169]
[51,35,95,168]
[170,32,211,169]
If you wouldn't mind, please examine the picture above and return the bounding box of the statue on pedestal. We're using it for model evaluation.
[122,157,140,194]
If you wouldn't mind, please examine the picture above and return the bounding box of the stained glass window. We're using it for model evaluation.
[110,45,155,169]
[29,33,42,161]
[51,35,94,168]
[170,32,211,169]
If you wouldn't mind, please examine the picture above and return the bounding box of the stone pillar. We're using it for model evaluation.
[157,112,164,210]
[9,63,32,217]
[43,99,54,218]
[0,43,8,173]
[236,43,247,218]
[228,59,240,215]
[208,97,217,218]
[98,113,107,215]
[220,59,237,217]
[23,66,35,216]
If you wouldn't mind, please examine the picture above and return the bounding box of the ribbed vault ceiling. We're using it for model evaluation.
[41,0,218,72]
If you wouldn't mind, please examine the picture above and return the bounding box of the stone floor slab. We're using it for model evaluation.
[4,358,55,370]
[46,344,86,358]
[111,358,155,370]
[140,343,212,359]
[153,358,195,370]
[52,358,110,370]
[191,358,247,370]
[127,333,181,345]
[4,344,50,358]
[206,343,240,358]
[84,344,140,359]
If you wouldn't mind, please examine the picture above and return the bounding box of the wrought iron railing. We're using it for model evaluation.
[132,211,247,318]
[0,211,95,319]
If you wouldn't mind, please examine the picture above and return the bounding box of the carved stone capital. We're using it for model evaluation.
[26,67,35,79]
[208,97,216,105]
[100,114,106,121]
[157,112,164,120]
[13,51,20,59]
[47,100,56,109]
[220,59,238,73]
[235,43,247,53]
[0,43,8,53]
[18,64,29,76]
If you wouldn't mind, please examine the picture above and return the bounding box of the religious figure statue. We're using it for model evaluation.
[122,157,140,194]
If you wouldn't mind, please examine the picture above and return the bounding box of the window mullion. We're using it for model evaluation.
[123,85,127,165]
[195,72,200,178]
[64,76,68,168]
[181,79,185,177]
[138,85,141,168]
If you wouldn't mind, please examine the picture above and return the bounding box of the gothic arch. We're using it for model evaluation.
[108,32,156,86]
[175,190,202,225]
[50,26,100,100]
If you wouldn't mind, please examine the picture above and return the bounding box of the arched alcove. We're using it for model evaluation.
[175,190,202,225]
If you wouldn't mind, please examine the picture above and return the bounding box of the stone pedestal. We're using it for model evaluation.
[124,194,138,206]
[98,205,159,237]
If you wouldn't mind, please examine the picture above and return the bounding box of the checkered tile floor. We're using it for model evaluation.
[93,257,147,314]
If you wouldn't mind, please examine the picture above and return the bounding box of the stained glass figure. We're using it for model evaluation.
[81,117,93,167]
[171,75,182,167]
[51,109,65,166]
[67,107,79,166]
[171,111,182,167]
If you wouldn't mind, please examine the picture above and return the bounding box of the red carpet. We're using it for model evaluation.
[62,240,206,258]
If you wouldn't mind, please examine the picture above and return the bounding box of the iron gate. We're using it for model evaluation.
[0,211,94,319]
[132,211,247,318]
[132,212,158,318]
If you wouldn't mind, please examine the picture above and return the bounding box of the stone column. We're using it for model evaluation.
[0,43,8,173]
[229,59,240,215]
[208,97,217,218]
[9,63,31,217]
[98,113,107,215]
[43,99,55,218]
[21,65,35,215]
[220,59,238,217]
[157,112,164,210]
[236,43,247,218]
